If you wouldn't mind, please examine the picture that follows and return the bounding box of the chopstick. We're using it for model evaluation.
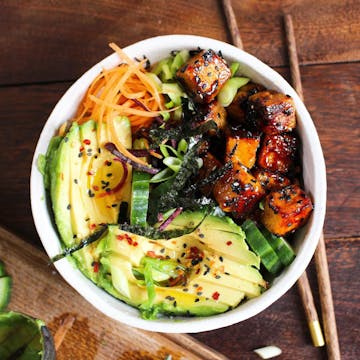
[283,13,325,349]
[220,0,327,351]
[221,0,243,49]
[284,14,341,359]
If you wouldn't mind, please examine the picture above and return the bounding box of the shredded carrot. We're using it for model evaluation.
[72,43,170,167]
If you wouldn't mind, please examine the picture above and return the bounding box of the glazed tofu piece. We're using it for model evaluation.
[176,49,231,104]
[261,184,313,236]
[227,83,265,124]
[253,168,291,192]
[257,133,298,174]
[196,100,227,135]
[213,163,265,217]
[248,90,296,134]
[225,128,260,169]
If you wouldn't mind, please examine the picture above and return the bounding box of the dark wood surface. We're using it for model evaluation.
[0,1,359,359]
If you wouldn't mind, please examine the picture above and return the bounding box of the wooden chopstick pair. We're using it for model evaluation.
[221,1,340,359]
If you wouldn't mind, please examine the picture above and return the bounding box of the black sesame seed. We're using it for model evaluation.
[219,256,223,262]
[194,298,200,303]
[67,204,71,210]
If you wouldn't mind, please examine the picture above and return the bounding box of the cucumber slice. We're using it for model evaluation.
[130,171,151,226]
[242,220,283,274]
[261,228,296,267]
[0,276,12,311]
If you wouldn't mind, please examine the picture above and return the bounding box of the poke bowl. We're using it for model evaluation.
[30,35,326,333]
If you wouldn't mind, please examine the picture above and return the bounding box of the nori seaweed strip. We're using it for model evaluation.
[51,226,108,262]
[157,138,205,213]
[119,210,209,240]
[148,120,217,147]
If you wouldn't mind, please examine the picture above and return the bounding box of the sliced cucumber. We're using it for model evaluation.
[242,220,283,275]
[0,276,12,311]
[261,228,295,267]
[130,171,151,226]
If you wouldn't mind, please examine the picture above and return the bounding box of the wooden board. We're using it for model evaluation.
[0,225,229,360]
[1,0,359,85]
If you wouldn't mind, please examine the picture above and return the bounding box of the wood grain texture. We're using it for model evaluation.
[0,0,359,85]
[0,226,229,360]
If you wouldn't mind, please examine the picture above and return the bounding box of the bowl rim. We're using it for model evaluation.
[30,34,327,333]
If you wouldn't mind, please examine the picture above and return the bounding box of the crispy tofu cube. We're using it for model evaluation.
[248,90,296,134]
[176,49,231,104]
[227,83,265,124]
[253,168,291,191]
[196,100,227,135]
[225,128,260,169]
[261,184,313,236]
[257,133,298,174]
[213,163,265,217]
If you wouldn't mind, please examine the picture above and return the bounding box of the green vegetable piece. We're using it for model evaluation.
[130,171,151,226]
[218,77,250,107]
[230,62,240,77]
[170,50,190,75]
[261,228,296,267]
[242,220,283,274]
[0,277,12,312]
[0,311,55,359]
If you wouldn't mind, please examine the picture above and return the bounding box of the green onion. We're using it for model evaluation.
[230,62,240,77]
[218,77,250,107]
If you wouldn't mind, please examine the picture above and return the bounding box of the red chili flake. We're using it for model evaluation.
[133,241,138,247]
[83,139,91,145]
[92,185,99,191]
[79,146,85,152]
[212,291,220,300]
[93,262,99,273]
[127,238,133,245]
[105,160,112,166]
[196,268,200,274]
[87,170,94,176]
[146,251,157,258]
[89,223,97,230]
[116,234,125,241]
[226,241,232,246]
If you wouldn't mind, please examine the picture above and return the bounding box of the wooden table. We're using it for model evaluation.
[0,1,359,359]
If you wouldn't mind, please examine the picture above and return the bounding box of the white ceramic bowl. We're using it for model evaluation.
[30,35,326,333]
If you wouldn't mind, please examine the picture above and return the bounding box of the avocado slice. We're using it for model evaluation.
[47,119,132,279]
[96,211,265,319]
